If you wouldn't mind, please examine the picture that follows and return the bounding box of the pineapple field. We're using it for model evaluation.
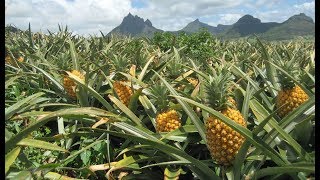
[5,27,315,179]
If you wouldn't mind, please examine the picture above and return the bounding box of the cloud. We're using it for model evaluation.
[293,1,315,17]
[254,10,286,22]
[5,0,315,35]
[294,1,314,10]
[253,1,315,23]
[135,0,245,18]
[217,14,243,25]
[5,1,34,18]
[6,0,246,33]
[6,0,133,35]
[254,0,281,8]
[131,0,246,30]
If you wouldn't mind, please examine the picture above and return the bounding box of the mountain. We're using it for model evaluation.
[107,13,163,38]
[216,24,232,33]
[181,19,215,34]
[260,13,315,40]
[107,14,231,37]
[107,13,314,40]
[179,19,231,34]
[222,15,279,38]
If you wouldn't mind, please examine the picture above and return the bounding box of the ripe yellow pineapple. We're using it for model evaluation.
[108,53,133,106]
[275,59,309,118]
[204,64,246,166]
[176,76,198,91]
[17,56,24,62]
[150,84,181,132]
[5,55,23,67]
[176,84,186,91]
[156,109,181,132]
[186,77,199,87]
[5,56,11,64]
[113,81,133,107]
[63,70,85,98]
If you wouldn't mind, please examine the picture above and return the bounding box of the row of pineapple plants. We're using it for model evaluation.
[5,26,314,179]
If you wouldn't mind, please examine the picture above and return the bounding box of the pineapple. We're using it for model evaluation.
[5,47,23,65]
[176,76,198,91]
[176,84,186,91]
[149,84,181,132]
[17,56,24,62]
[5,56,11,64]
[156,109,181,132]
[186,77,199,87]
[5,55,21,67]
[63,70,85,98]
[227,96,237,108]
[275,59,309,118]
[204,65,246,166]
[113,81,133,107]
[108,54,133,107]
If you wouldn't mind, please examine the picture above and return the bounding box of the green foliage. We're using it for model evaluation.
[153,32,177,52]
[153,29,216,66]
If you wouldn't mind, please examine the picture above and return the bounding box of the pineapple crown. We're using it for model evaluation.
[276,58,300,89]
[167,60,183,78]
[148,83,170,112]
[204,63,234,111]
[110,54,129,71]
[109,54,130,80]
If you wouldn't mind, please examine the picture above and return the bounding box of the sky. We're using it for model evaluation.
[5,0,315,36]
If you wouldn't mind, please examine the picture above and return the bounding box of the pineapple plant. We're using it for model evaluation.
[204,65,247,166]
[275,59,309,118]
[149,84,181,132]
[63,70,85,98]
[109,55,133,107]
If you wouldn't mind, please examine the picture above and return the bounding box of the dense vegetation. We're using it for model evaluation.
[5,26,315,179]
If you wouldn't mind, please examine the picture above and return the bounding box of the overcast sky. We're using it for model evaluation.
[5,0,315,36]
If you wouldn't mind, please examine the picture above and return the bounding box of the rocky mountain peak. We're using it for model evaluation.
[145,19,152,26]
[108,13,162,37]
[122,13,144,25]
